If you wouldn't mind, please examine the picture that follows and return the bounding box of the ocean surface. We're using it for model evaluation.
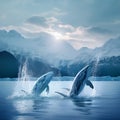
[0,80,120,120]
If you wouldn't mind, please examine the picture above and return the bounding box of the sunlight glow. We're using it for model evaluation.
[49,31,64,40]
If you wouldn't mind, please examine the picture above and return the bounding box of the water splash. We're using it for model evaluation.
[12,59,32,98]
[92,54,101,78]
[18,59,29,81]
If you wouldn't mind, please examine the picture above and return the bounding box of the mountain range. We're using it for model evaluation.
[0,29,120,77]
[0,30,76,66]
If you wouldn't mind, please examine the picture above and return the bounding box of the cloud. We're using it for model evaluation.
[1,21,117,49]
[0,0,120,28]
[68,38,101,50]
[26,16,48,27]
[1,13,119,50]
[24,16,74,40]
[41,8,67,17]
[1,23,118,50]
[26,16,60,27]
[87,27,112,34]
[92,0,120,23]
[63,26,119,49]
[0,0,120,51]
[47,0,119,28]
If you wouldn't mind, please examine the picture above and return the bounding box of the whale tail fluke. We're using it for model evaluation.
[55,91,68,97]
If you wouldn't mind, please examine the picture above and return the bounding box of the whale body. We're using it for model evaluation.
[21,71,54,96]
[31,71,54,96]
[55,65,94,98]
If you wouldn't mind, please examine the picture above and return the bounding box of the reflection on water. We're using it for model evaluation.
[32,98,48,113]
[12,95,94,120]
[0,81,120,120]
[14,99,33,113]
[0,98,18,120]
[72,97,92,114]
[13,97,50,120]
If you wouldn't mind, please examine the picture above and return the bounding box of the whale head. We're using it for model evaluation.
[42,71,54,84]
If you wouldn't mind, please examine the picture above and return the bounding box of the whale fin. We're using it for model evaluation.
[46,85,49,94]
[55,91,68,97]
[62,88,70,91]
[86,80,94,89]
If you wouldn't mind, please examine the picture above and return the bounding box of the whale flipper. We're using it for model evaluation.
[46,85,49,94]
[55,91,68,97]
[86,80,94,89]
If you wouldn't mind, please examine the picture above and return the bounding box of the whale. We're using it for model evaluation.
[55,65,94,98]
[21,71,54,96]
[31,71,54,96]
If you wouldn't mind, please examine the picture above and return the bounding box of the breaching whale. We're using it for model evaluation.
[55,65,94,98]
[22,71,54,96]
[32,71,54,96]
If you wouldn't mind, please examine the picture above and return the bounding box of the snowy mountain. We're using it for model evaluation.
[73,36,120,64]
[0,29,120,77]
[1,29,119,65]
[99,37,120,57]
[0,30,76,66]
[75,47,94,63]
[60,37,120,76]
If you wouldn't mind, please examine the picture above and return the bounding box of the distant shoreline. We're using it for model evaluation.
[0,76,120,81]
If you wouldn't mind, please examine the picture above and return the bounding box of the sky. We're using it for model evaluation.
[0,0,120,49]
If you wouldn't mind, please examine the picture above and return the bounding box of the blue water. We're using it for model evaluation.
[0,81,120,120]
